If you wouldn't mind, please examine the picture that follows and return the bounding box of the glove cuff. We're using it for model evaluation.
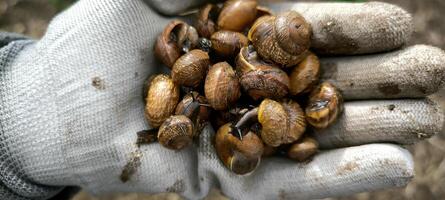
[0,36,64,199]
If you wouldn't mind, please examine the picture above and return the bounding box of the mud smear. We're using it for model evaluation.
[136,129,158,147]
[120,149,143,183]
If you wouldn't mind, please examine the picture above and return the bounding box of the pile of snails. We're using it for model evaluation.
[143,0,343,175]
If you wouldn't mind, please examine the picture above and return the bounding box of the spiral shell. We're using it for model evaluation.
[305,82,343,129]
[215,123,264,175]
[145,75,180,128]
[172,49,210,87]
[248,11,312,67]
[258,99,306,147]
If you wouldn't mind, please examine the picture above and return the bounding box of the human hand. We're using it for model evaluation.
[0,0,444,200]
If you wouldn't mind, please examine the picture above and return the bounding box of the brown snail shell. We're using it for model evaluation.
[287,136,318,162]
[289,52,320,95]
[205,62,241,110]
[175,91,211,129]
[248,11,312,67]
[211,30,248,58]
[196,4,220,38]
[215,123,264,175]
[305,82,343,129]
[255,6,273,19]
[172,49,210,87]
[262,144,277,157]
[258,99,306,147]
[236,46,289,100]
[218,0,258,32]
[158,115,194,150]
[154,20,199,68]
[145,75,180,128]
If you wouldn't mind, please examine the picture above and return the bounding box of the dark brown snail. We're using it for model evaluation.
[289,52,320,95]
[175,91,211,132]
[211,30,249,58]
[236,46,290,100]
[205,62,241,110]
[145,75,180,128]
[215,123,264,175]
[248,11,312,67]
[158,115,194,150]
[258,99,306,147]
[196,4,220,38]
[172,49,210,88]
[154,20,199,68]
[287,136,318,162]
[218,0,258,32]
[305,82,343,129]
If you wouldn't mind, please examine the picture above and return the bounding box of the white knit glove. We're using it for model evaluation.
[1,0,444,200]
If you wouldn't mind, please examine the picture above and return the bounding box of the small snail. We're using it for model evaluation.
[205,62,241,110]
[248,11,312,67]
[158,115,194,150]
[175,91,211,133]
[287,136,318,162]
[305,82,343,129]
[211,31,248,58]
[154,20,199,68]
[196,4,220,38]
[289,52,320,95]
[218,0,258,32]
[145,75,180,128]
[215,123,264,175]
[234,99,306,147]
[236,46,290,100]
[172,49,210,88]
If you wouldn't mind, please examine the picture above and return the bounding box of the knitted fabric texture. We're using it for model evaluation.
[0,1,444,200]
[0,37,63,199]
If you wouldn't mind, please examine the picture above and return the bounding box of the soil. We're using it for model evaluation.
[1,0,444,200]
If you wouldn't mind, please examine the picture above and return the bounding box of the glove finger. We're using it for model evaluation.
[197,125,414,200]
[265,2,412,55]
[144,0,211,16]
[312,99,444,149]
[320,45,445,100]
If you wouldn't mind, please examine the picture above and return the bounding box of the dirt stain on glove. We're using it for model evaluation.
[378,83,401,96]
[166,179,186,193]
[120,149,143,183]
[336,160,359,175]
[92,77,106,90]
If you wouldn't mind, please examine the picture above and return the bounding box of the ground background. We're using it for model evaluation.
[1,0,444,199]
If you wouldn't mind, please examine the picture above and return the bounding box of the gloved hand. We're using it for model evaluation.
[0,0,444,200]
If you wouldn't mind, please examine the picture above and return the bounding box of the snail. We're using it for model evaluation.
[145,75,180,128]
[262,144,277,157]
[172,49,210,88]
[211,30,249,58]
[205,62,241,110]
[215,123,264,175]
[236,46,290,100]
[175,91,212,133]
[196,4,220,38]
[305,82,343,129]
[255,6,273,18]
[158,115,194,150]
[287,136,319,162]
[218,0,258,32]
[234,99,306,147]
[289,52,320,95]
[154,20,199,68]
[248,11,312,67]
